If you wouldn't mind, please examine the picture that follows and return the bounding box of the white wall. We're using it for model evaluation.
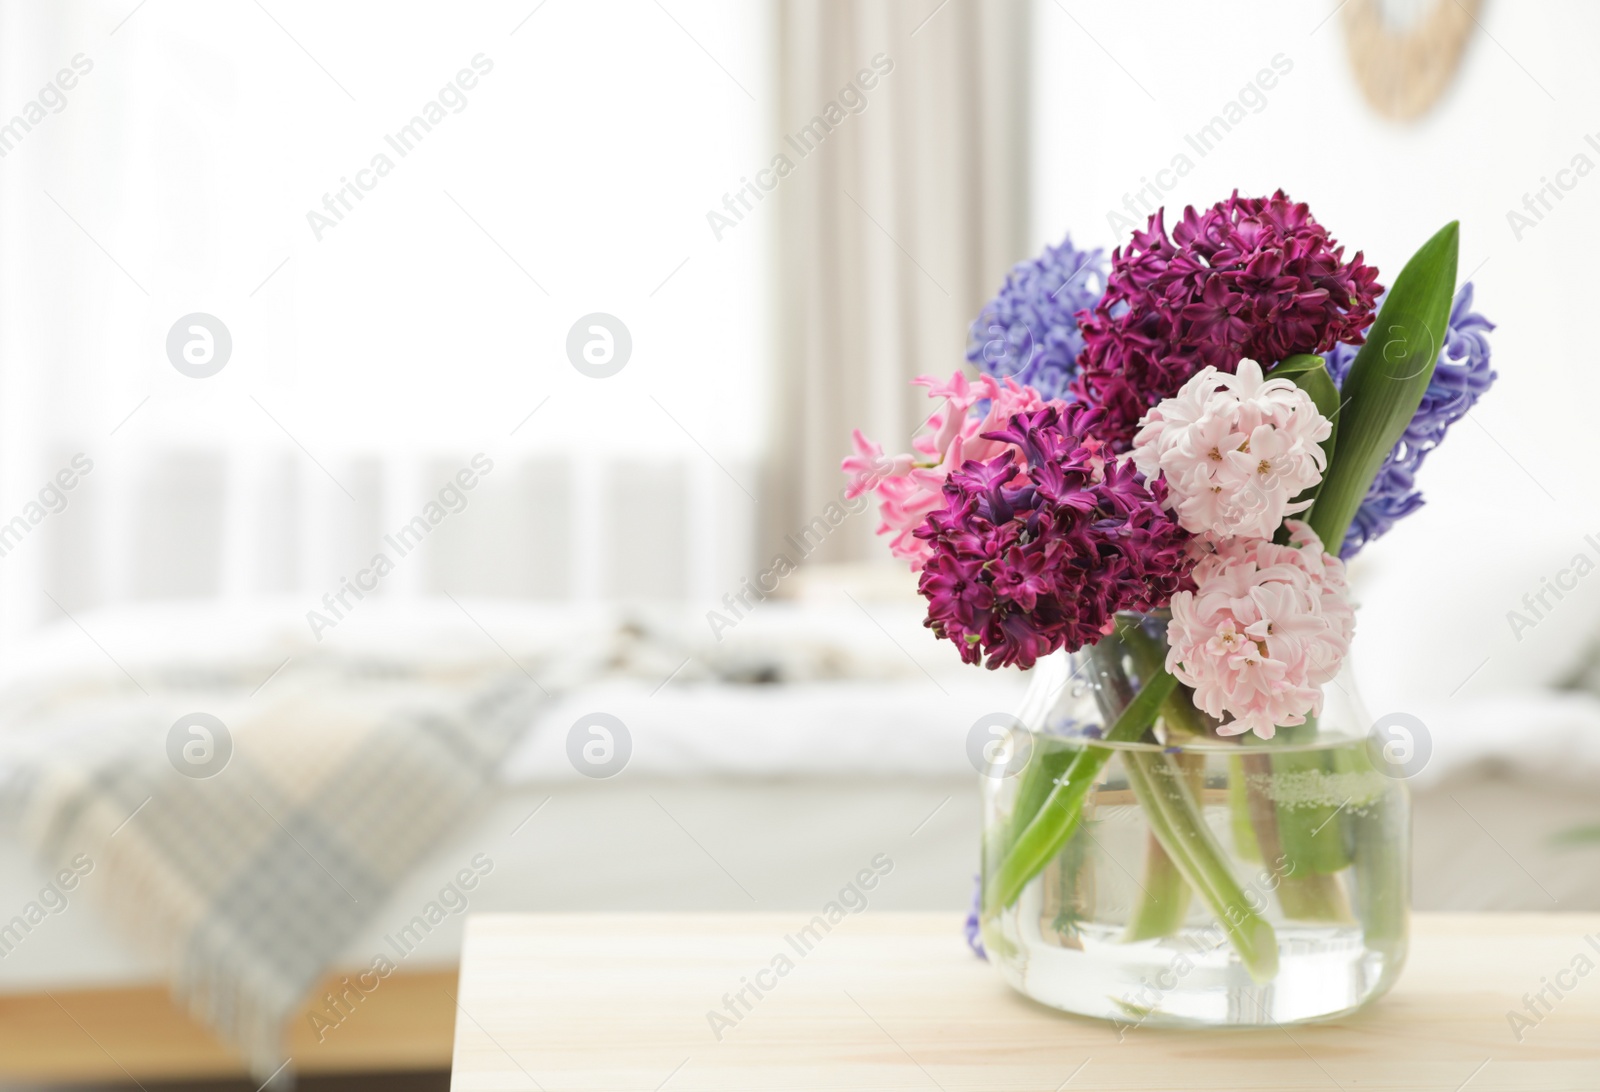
[1033,1,1600,712]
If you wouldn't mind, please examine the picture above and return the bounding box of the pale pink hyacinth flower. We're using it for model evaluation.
[842,371,1067,569]
[1130,358,1332,541]
[1166,522,1355,739]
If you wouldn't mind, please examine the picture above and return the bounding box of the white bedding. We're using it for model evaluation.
[1,596,1597,999]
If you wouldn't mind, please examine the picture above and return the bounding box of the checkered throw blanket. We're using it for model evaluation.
[0,648,549,1085]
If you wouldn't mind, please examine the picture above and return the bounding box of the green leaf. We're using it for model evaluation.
[985,668,1175,913]
[1268,352,1329,380]
[1308,221,1459,553]
[1269,353,1341,498]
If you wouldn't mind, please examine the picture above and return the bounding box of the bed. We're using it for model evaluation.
[1,587,1597,1084]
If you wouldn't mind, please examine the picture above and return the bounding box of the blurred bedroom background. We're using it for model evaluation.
[0,0,1596,1087]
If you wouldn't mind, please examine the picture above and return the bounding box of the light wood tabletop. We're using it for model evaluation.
[451,911,1600,1091]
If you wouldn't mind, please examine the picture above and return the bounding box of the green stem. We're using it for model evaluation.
[1111,622,1278,979]
[1123,833,1191,941]
[1111,622,1197,941]
[1262,721,1355,923]
[985,743,1077,927]
[1121,651,1215,938]
[1122,752,1203,942]
[1002,746,1076,861]
[1271,721,1352,876]
[1336,741,1408,953]
[1277,871,1354,923]
[985,669,1175,914]
[1243,753,1352,924]
[1123,749,1279,983]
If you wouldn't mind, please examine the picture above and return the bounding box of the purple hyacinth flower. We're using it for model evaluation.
[967,235,1107,402]
[1326,282,1496,557]
[1068,193,1382,448]
[914,403,1192,670]
[964,874,987,960]
[1072,191,1383,450]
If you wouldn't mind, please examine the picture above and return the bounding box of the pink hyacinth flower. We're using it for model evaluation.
[1130,358,1331,543]
[842,372,1066,569]
[1166,521,1355,739]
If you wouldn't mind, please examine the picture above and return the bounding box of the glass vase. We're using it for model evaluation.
[979,610,1408,1028]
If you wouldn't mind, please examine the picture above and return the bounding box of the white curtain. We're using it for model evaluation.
[761,0,1032,566]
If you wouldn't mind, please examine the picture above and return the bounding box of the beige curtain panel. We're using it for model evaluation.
[760,0,1032,568]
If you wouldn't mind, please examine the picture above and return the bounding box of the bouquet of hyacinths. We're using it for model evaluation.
[844,192,1496,1009]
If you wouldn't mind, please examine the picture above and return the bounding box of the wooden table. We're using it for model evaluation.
[452,912,1600,1091]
